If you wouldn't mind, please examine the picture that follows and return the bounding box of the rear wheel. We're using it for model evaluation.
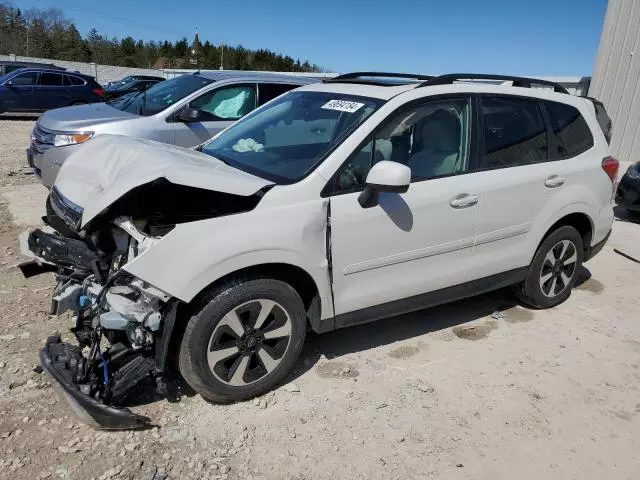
[178,278,306,402]
[515,226,583,308]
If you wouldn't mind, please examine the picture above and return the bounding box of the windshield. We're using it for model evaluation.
[110,75,214,116]
[201,91,383,183]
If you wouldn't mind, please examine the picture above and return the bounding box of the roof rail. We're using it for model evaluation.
[419,73,570,94]
[324,72,433,86]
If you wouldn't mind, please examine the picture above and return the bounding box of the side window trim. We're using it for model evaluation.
[322,93,475,198]
[476,93,550,171]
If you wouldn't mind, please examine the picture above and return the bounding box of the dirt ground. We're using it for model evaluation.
[1,118,640,480]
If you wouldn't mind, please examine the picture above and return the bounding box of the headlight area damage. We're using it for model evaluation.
[19,180,267,429]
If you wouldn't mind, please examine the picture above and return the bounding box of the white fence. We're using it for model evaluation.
[1,54,163,84]
[2,55,592,96]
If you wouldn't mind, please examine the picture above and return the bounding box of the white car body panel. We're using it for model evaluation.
[50,79,615,330]
[55,135,273,227]
[329,172,480,315]
[122,173,335,323]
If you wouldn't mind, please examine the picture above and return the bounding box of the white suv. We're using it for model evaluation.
[21,72,617,429]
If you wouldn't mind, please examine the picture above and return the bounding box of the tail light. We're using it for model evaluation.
[93,88,105,97]
[602,156,619,183]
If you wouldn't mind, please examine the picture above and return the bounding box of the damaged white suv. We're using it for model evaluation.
[21,72,616,428]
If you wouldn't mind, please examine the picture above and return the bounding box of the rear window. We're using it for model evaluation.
[543,101,594,159]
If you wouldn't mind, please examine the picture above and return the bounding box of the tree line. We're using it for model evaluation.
[0,4,322,72]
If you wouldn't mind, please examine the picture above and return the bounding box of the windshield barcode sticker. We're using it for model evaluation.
[321,100,365,113]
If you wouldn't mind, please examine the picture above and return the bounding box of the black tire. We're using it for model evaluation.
[515,226,584,309]
[178,278,306,403]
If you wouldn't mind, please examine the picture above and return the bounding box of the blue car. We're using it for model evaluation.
[0,68,105,114]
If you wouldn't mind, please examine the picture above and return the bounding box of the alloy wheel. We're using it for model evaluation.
[539,239,578,297]
[207,299,292,386]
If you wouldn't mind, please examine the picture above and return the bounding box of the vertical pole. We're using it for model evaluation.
[220,43,224,70]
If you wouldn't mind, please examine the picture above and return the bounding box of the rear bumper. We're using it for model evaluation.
[40,336,151,430]
[585,229,610,262]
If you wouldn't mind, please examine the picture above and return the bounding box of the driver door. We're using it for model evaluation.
[327,95,480,321]
[173,84,257,147]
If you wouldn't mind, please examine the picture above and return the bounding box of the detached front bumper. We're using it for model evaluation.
[40,336,151,430]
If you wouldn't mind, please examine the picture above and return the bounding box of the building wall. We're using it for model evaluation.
[590,0,640,165]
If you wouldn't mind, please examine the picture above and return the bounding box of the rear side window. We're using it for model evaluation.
[39,72,63,86]
[543,101,594,159]
[480,96,548,169]
[258,83,298,106]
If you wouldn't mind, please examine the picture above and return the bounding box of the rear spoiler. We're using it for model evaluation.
[583,96,612,144]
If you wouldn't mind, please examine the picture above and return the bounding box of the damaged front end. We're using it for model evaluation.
[21,181,264,429]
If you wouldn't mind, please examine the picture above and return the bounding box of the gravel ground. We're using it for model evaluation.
[1,119,640,480]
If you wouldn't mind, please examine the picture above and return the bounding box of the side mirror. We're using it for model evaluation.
[178,107,201,123]
[358,161,411,208]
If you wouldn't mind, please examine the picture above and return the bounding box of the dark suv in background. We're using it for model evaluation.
[0,60,65,76]
[0,68,105,114]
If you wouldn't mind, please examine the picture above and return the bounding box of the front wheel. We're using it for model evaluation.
[515,226,584,308]
[178,278,306,402]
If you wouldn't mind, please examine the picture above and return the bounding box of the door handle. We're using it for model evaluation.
[545,175,565,188]
[450,193,479,209]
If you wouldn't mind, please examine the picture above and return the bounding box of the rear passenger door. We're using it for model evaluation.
[37,72,67,110]
[468,95,594,281]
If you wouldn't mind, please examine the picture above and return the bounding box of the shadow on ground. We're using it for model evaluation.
[0,113,39,121]
[128,266,595,409]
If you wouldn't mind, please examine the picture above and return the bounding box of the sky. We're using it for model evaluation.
[14,0,608,75]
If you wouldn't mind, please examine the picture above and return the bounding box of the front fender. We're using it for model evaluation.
[122,198,333,319]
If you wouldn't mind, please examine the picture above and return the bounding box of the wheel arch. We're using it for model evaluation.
[537,211,594,258]
[167,262,327,373]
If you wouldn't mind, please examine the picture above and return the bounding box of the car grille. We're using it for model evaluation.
[30,124,56,154]
[49,186,84,231]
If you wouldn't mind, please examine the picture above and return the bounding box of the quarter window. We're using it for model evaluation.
[480,97,547,169]
[66,75,86,86]
[543,101,594,159]
[332,97,471,193]
[190,85,257,121]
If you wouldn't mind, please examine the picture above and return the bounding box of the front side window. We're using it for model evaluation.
[331,97,471,193]
[8,71,39,86]
[481,96,548,169]
[190,85,257,121]
[544,101,594,159]
[202,91,382,183]
[111,75,214,116]
[39,72,63,86]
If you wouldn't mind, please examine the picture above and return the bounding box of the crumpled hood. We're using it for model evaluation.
[54,135,274,227]
[38,103,138,131]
